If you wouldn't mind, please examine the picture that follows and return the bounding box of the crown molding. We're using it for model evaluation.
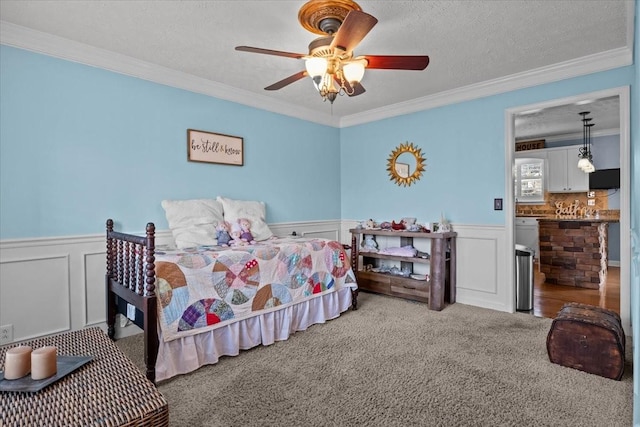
[1,21,632,130]
[339,47,632,128]
[0,22,340,128]
[518,128,620,144]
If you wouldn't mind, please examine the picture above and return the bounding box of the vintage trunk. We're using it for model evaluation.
[546,302,625,380]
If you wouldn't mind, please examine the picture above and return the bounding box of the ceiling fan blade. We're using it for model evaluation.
[364,55,430,70]
[235,46,306,59]
[348,82,366,97]
[330,10,378,53]
[264,70,308,90]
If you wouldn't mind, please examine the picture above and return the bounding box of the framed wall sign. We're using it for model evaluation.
[515,139,545,151]
[187,129,243,166]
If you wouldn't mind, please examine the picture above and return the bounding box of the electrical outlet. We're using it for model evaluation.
[0,324,13,345]
[126,303,136,321]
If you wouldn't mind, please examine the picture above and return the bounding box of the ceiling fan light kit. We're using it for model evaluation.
[235,0,430,105]
[342,60,366,83]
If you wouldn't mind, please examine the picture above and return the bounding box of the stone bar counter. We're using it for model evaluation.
[538,218,617,289]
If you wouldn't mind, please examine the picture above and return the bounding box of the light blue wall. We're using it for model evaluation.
[0,46,341,238]
[340,67,634,226]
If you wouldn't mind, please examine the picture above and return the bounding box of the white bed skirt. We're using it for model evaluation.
[155,287,354,382]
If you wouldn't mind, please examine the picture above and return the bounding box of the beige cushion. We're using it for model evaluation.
[161,199,224,248]
[216,197,274,241]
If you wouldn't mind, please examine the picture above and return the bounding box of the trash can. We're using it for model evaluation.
[515,244,534,311]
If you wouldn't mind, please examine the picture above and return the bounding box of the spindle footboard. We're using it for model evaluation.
[105,218,159,383]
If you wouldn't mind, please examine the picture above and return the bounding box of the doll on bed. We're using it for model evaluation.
[216,221,232,247]
[229,223,245,247]
[237,218,256,244]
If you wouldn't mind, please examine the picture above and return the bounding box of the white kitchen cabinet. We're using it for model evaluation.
[546,145,589,193]
[515,217,539,260]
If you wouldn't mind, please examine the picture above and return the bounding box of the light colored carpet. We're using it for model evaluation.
[116,292,633,426]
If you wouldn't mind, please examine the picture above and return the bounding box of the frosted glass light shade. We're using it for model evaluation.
[577,157,590,169]
[343,61,366,83]
[583,161,595,173]
[305,57,327,78]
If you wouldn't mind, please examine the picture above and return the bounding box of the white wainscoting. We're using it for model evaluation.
[0,221,343,343]
[269,220,343,242]
[0,253,71,341]
[0,220,509,344]
[451,224,511,312]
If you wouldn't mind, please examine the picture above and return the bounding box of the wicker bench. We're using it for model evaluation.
[0,327,168,426]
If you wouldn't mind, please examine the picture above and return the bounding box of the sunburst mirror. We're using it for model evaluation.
[387,142,426,187]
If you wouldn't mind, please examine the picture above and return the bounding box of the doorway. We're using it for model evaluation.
[505,87,631,334]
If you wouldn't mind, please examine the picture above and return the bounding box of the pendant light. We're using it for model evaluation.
[578,111,595,173]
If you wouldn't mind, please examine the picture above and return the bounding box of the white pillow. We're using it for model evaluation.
[161,199,225,248]
[216,197,274,241]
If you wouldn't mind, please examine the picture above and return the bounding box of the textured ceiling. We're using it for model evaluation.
[0,0,632,135]
[515,96,620,141]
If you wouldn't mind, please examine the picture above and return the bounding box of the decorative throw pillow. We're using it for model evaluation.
[161,199,225,248]
[216,197,274,241]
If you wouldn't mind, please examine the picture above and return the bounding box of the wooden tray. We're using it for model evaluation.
[0,355,93,392]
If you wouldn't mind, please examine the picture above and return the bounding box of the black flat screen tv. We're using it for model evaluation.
[589,168,620,190]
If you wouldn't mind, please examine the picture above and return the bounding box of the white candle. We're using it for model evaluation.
[4,345,32,380]
[31,346,57,380]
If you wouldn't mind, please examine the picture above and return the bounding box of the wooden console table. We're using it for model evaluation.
[0,327,168,426]
[350,228,456,311]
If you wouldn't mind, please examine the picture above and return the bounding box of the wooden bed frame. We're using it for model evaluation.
[105,219,359,384]
[105,219,159,383]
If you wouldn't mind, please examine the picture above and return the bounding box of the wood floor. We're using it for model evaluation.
[527,263,620,319]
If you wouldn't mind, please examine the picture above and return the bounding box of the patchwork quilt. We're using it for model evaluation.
[155,237,357,342]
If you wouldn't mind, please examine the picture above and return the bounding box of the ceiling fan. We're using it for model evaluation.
[235,0,430,104]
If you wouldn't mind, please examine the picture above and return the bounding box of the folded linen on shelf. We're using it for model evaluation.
[378,245,417,257]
